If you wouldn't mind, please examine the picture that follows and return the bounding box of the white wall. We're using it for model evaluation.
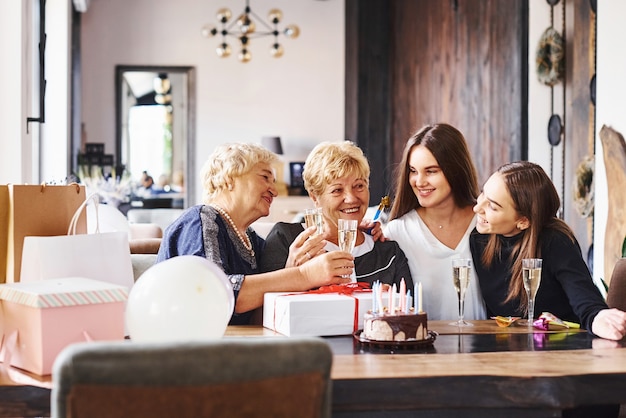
[41,0,72,183]
[79,0,345,204]
[0,0,34,184]
[594,0,626,283]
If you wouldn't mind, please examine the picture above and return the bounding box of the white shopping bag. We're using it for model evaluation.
[19,194,134,290]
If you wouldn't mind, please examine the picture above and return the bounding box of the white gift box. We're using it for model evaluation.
[263,291,373,336]
[0,277,128,375]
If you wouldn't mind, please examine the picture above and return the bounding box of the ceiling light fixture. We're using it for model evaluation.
[201,0,300,63]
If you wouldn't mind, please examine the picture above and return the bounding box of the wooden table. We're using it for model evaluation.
[225,320,626,417]
[2,320,626,417]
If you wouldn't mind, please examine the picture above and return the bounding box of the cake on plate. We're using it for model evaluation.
[362,310,429,342]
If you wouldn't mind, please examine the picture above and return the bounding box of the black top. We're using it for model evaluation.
[469,227,607,332]
[259,222,414,289]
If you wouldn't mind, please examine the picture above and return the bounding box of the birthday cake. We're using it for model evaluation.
[362,311,429,342]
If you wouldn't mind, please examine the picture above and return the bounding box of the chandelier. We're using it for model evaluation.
[201,0,300,63]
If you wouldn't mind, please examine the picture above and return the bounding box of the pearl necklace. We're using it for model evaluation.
[212,205,254,256]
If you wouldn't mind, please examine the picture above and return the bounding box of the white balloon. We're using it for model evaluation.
[126,255,234,342]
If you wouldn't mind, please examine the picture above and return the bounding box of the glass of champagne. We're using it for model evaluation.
[521,258,543,327]
[450,258,473,327]
[304,207,324,235]
[337,219,358,280]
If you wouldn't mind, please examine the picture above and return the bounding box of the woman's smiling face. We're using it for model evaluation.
[408,145,454,209]
[473,172,529,237]
[313,171,369,232]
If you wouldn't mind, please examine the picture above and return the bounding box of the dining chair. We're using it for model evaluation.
[51,337,333,418]
[607,258,626,311]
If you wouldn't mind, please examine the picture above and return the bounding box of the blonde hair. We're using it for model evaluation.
[201,142,278,203]
[303,141,370,197]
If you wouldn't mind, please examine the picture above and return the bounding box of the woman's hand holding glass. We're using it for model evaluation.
[296,251,354,287]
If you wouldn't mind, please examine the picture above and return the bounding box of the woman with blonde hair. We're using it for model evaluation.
[261,141,412,289]
[158,142,354,324]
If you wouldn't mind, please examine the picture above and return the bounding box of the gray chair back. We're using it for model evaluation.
[51,337,332,418]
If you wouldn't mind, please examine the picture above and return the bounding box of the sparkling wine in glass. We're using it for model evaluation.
[304,208,324,235]
[338,219,358,280]
[522,258,543,327]
[450,258,473,327]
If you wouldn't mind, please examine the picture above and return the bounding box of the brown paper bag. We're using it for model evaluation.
[0,186,9,283]
[2,184,86,283]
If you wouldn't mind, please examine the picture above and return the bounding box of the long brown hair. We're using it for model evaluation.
[482,161,576,308]
[389,123,479,220]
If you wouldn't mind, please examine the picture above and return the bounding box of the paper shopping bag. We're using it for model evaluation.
[2,184,86,283]
[19,194,134,290]
[0,186,9,283]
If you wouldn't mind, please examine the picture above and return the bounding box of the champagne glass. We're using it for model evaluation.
[337,219,358,281]
[304,207,324,235]
[450,258,473,327]
[521,258,543,327]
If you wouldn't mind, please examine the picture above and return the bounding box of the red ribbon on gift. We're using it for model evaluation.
[273,282,371,334]
[307,282,371,295]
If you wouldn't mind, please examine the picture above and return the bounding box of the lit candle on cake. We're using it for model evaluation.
[418,282,423,313]
[377,282,383,315]
[405,290,411,314]
[371,281,378,313]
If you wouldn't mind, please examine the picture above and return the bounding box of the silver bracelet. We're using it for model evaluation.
[229,274,245,291]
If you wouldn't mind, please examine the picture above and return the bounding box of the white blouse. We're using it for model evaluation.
[384,210,487,321]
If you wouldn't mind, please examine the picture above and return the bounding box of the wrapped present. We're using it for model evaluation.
[263,283,373,336]
[0,277,128,375]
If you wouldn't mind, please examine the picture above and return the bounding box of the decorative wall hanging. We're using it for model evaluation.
[539,0,566,220]
[535,27,564,87]
[201,0,300,63]
[548,114,563,146]
[573,155,594,218]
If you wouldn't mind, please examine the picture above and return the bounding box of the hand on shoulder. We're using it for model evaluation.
[361,219,386,242]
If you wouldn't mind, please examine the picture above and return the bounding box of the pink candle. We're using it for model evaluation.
[399,278,406,312]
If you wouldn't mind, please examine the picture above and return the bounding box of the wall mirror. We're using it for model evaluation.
[115,65,196,209]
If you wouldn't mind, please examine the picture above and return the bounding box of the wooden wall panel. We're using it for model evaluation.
[389,0,527,186]
[346,0,596,265]
[564,0,595,255]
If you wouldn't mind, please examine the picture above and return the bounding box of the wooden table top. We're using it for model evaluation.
[224,320,626,379]
[2,320,626,417]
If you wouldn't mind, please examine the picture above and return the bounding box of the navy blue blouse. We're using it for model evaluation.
[157,205,265,325]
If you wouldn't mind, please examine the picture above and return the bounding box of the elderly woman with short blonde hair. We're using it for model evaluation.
[158,142,354,325]
[260,141,413,290]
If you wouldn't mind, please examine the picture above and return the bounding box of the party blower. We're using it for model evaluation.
[366,195,390,235]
